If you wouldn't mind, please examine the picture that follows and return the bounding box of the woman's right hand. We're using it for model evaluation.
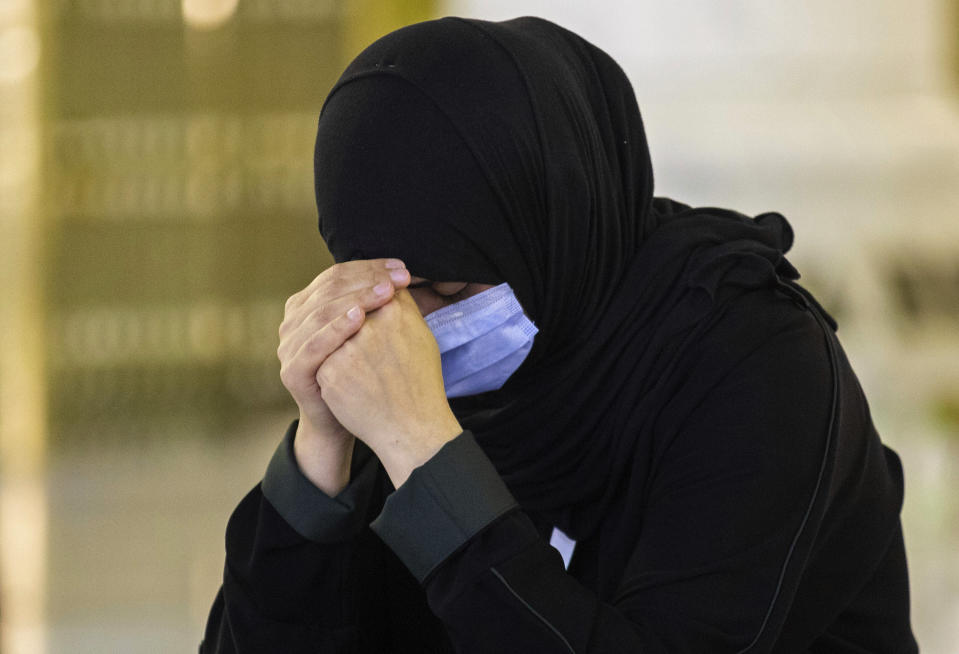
[277,258,411,495]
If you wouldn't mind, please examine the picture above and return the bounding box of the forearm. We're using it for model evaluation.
[370,432,653,653]
[424,512,659,654]
[369,429,823,653]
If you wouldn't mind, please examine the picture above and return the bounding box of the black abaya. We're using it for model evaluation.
[202,15,917,653]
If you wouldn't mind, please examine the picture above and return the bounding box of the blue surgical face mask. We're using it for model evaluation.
[424,282,538,398]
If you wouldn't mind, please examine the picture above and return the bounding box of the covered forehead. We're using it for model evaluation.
[314,16,653,330]
[313,18,566,288]
[314,73,511,286]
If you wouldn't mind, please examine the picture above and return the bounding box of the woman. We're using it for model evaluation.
[202,16,918,653]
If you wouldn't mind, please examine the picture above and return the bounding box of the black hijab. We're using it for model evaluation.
[314,16,809,539]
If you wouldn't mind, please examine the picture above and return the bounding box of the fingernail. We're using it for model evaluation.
[385,259,405,269]
[347,306,361,321]
[389,269,408,283]
[374,280,391,295]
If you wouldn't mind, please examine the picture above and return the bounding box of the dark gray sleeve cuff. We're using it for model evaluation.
[370,430,519,584]
[261,420,380,544]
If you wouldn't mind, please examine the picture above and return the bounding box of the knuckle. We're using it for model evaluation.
[309,329,333,355]
[309,307,330,330]
[322,275,342,297]
[363,286,381,306]
[307,289,326,314]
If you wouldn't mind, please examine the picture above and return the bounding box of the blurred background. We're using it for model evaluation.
[0,0,957,651]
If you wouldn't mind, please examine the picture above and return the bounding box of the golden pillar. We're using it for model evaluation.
[0,0,48,651]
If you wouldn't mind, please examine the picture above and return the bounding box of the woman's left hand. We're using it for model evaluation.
[316,288,462,488]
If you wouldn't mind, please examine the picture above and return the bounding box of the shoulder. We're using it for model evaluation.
[683,284,834,423]
[652,285,835,499]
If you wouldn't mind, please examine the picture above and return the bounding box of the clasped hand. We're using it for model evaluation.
[277,259,461,489]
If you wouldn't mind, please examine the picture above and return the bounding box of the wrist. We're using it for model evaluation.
[294,417,355,496]
[378,412,463,489]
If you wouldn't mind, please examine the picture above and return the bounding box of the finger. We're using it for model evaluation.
[278,277,403,360]
[280,306,365,397]
[280,265,409,340]
[286,264,409,329]
[286,258,407,314]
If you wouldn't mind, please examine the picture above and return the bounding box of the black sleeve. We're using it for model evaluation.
[200,420,451,653]
[371,313,843,652]
[373,426,661,652]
